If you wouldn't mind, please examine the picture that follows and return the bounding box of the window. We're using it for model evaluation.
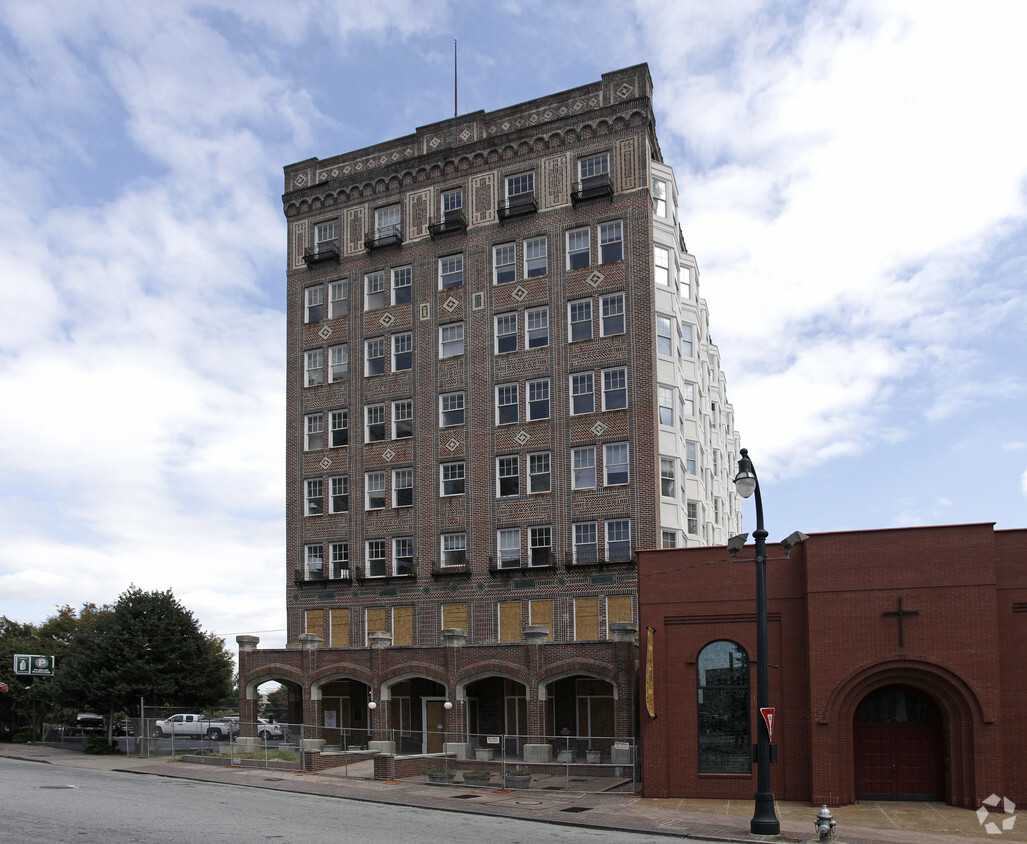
[392,467,413,507]
[365,472,386,510]
[497,455,519,497]
[439,391,464,426]
[687,502,699,534]
[570,372,594,415]
[574,596,599,640]
[652,178,667,216]
[329,409,348,447]
[680,463,687,502]
[375,204,400,239]
[599,221,623,263]
[657,315,673,355]
[527,379,550,420]
[393,537,413,575]
[567,228,590,269]
[330,476,349,513]
[682,383,695,416]
[315,220,339,251]
[528,452,551,494]
[506,172,534,199]
[365,405,386,443]
[569,299,592,342]
[712,450,720,476]
[572,447,596,490]
[711,402,719,428]
[579,153,609,180]
[573,522,598,563]
[660,458,676,497]
[662,530,677,548]
[365,337,385,376]
[392,400,413,439]
[525,237,547,277]
[714,497,722,525]
[329,344,348,381]
[529,526,552,567]
[390,266,411,305]
[365,539,386,578]
[304,413,323,450]
[496,383,519,425]
[305,478,323,516]
[442,188,463,215]
[654,246,670,287]
[392,332,412,372]
[604,443,629,486]
[493,243,516,284]
[305,544,324,578]
[330,543,349,580]
[497,528,520,569]
[681,323,694,357]
[365,271,386,309]
[305,349,323,387]
[602,367,627,410]
[499,600,522,643]
[600,292,625,336]
[525,306,549,348]
[686,441,697,475]
[439,254,463,289]
[439,323,464,358]
[681,265,691,298]
[441,533,466,566]
[658,386,674,426]
[329,280,348,318]
[607,594,633,633]
[606,519,631,562]
[440,461,465,496]
[697,641,750,773]
[442,603,468,630]
[305,286,323,323]
[495,313,518,354]
[529,599,554,640]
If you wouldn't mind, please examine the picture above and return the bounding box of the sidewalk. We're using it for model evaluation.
[1,743,1016,844]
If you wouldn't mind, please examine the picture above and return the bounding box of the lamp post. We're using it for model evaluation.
[733,448,780,836]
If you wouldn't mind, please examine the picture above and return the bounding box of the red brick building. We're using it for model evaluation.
[638,523,1027,807]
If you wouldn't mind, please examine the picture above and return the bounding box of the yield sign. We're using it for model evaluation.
[760,707,775,741]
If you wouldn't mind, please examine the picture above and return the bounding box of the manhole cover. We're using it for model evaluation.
[560,807,592,813]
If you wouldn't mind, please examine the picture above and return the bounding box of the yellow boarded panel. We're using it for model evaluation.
[393,606,413,646]
[305,609,325,637]
[607,595,633,635]
[330,608,349,648]
[442,603,467,631]
[574,597,599,641]
[529,600,554,641]
[366,607,387,634]
[499,601,522,643]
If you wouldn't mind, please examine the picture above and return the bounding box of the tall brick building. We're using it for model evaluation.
[237,65,742,760]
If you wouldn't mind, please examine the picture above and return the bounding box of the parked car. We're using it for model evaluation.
[256,718,284,741]
[206,716,241,740]
[113,720,135,736]
[69,713,105,735]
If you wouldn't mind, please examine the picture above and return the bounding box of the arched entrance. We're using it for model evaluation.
[854,685,944,801]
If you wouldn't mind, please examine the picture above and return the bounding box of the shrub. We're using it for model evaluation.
[83,735,120,755]
[11,730,33,744]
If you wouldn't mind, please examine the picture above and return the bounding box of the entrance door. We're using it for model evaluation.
[424,699,446,754]
[854,686,944,800]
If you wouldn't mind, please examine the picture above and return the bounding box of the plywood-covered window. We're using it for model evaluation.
[498,601,522,643]
[305,609,325,637]
[574,597,599,641]
[529,600,554,641]
[366,607,388,644]
[393,606,413,646]
[606,595,633,637]
[442,603,468,632]
[329,608,349,647]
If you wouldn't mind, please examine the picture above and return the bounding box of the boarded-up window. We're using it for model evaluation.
[366,607,388,644]
[606,595,633,637]
[498,601,522,643]
[529,600,554,641]
[442,603,468,631]
[305,609,325,637]
[574,597,599,641]
[393,606,413,646]
[330,608,349,647]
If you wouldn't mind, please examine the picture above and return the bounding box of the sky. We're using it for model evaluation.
[1,0,1025,654]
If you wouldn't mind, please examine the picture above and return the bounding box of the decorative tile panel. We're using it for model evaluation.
[318,325,333,340]
[291,221,307,270]
[407,189,430,240]
[541,155,568,211]
[345,207,366,256]
[471,173,497,225]
[618,137,639,191]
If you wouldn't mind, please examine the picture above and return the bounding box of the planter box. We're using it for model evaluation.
[428,772,456,783]
[586,750,602,763]
[474,748,494,761]
[504,775,531,789]
[461,772,493,785]
[557,749,574,763]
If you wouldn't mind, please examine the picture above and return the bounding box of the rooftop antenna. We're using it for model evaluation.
[454,38,458,117]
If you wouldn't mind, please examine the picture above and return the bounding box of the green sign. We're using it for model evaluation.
[13,654,55,676]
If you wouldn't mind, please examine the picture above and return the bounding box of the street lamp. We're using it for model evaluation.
[733,448,780,836]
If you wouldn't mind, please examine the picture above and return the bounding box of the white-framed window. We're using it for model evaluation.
[525,306,549,348]
[682,383,695,416]
[567,228,590,269]
[687,502,699,534]
[579,153,610,180]
[391,266,412,305]
[329,475,349,513]
[657,315,673,355]
[495,312,518,354]
[442,188,463,215]
[314,220,339,251]
[440,461,465,496]
[686,441,697,475]
[392,399,413,439]
[496,383,519,425]
[525,237,547,277]
[304,413,323,450]
[365,337,385,376]
[571,446,596,490]
[604,442,629,486]
[606,519,631,562]
[305,286,323,323]
[329,409,348,447]
[570,372,595,415]
[497,455,519,498]
[305,478,323,516]
[365,471,386,510]
[329,280,348,318]
[441,533,466,566]
[392,332,412,372]
[375,204,400,239]
[529,526,552,567]
[305,349,323,387]
[713,450,720,476]
[660,458,676,497]
[439,254,463,289]
[365,539,387,578]
[365,404,386,443]
[680,265,691,299]
[714,497,722,525]
[494,243,516,285]
[393,467,413,507]
[654,246,670,287]
[658,386,674,426]
[365,270,386,310]
[663,529,678,549]
[573,522,598,563]
[681,323,694,357]
[652,178,667,217]
[330,542,349,579]
[569,299,592,342]
[439,391,464,427]
[711,401,719,428]
[602,366,628,410]
[305,544,324,578]
[680,463,687,502]
[329,344,348,382]
[527,378,550,420]
[600,292,625,336]
[497,528,520,569]
[439,322,464,358]
[506,172,534,199]
[599,221,623,263]
[528,452,551,494]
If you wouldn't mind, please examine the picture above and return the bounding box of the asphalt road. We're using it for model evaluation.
[0,757,688,843]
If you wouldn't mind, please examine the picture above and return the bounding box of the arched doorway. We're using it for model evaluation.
[853,685,944,801]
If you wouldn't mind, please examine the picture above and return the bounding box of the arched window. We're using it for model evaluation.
[697,640,750,773]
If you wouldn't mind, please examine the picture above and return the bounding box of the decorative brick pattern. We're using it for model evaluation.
[345,207,366,256]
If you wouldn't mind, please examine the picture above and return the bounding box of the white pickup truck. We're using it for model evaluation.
[152,713,282,740]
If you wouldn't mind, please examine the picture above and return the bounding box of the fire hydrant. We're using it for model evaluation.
[814,805,837,841]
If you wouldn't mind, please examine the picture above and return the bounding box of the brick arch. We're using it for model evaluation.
[548,132,563,148]
[243,664,306,699]
[457,156,472,171]
[596,119,612,135]
[308,665,374,698]
[429,163,443,180]
[612,116,628,132]
[538,662,619,700]
[472,152,488,168]
[455,663,531,700]
[378,663,447,693]
[688,637,748,665]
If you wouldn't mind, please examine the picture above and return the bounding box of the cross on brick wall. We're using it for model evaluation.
[883,597,920,647]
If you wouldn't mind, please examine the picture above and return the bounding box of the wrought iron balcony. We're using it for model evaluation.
[364,224,403,252]
[431,559,471,577]
[355,564,416,582]
[563,549,636,568]
[428,209,468,239]
[497,192,538,222]
[571,174,614,207]
[303,241,340,267]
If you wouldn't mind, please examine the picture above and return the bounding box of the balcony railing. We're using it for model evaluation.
[431,559,471,576]
[355,565,416,582]
[364,224,402,251]
[563,549,636,568]
[428,209,468,238]
[488,553,557,573]
[497,192,538,223]
[294,567,354,585]
[570,174,614,207]
[303,241,340,267]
